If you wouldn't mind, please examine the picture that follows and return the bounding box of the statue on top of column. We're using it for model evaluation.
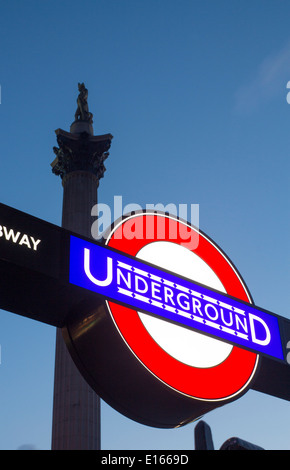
[74,82,93,123]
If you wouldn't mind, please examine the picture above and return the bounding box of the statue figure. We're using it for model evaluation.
[74,82,93,123]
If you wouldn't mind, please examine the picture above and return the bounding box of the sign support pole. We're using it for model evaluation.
[50,85,113,450]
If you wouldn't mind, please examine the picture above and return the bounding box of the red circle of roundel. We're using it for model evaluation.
[105,212,258,401]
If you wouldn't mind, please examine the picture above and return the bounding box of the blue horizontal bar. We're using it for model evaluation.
[69,235,284,363]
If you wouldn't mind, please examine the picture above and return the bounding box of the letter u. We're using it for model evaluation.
[220,308,233,327]
[84,248,113,286]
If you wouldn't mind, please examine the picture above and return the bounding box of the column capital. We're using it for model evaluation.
[51,128,113,181]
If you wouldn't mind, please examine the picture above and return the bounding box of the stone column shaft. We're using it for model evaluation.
[50,124,112,450]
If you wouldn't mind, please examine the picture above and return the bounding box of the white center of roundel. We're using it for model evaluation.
[136,241,233,368]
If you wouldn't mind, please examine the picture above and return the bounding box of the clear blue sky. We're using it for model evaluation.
[0,0,290,450]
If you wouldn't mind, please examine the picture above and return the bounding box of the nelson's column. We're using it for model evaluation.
[50,83,113,449]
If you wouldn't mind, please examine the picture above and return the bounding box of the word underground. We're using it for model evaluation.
[69,236,284,362]
[91,196,199,250]
[0,224,41,250]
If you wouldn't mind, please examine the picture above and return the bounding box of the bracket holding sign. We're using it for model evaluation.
[0,203,290,427]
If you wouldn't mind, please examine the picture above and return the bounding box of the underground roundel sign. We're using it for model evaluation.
[64,211,260,428]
